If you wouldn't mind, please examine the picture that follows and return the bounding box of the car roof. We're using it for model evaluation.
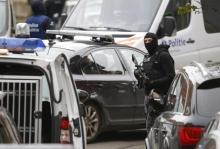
[48,38,144,54]
[180,62,220,86]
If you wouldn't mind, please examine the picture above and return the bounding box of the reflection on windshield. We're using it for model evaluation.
[0,1,8,36]
[64,0,161,32]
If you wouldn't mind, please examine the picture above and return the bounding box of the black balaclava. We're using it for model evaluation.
[144,32,158,56]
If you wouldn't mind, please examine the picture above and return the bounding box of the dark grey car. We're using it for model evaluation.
[49,40,146,142]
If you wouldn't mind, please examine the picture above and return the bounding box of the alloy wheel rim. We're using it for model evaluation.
[85,105,99,140]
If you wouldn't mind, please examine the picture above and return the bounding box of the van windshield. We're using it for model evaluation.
[0,1,8,36]
[63,0,161,32]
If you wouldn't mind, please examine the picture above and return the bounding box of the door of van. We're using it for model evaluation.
[155,0,220,69]
[154,0,200,69]
[52,54,86,149]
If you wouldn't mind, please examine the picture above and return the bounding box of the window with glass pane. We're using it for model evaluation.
[165,0,190,31]
[167,75,187,112]
[176,76,188,113]
[92,49,124,74]
[81,54,99,74]
[201,0,220,33]
[166,75,180,111]
[119,48,145,72]
[172,76,183,112]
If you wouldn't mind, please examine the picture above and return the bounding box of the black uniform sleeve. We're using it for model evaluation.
[150,52,175,88]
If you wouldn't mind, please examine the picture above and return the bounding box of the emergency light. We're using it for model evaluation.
[0,37,46,53]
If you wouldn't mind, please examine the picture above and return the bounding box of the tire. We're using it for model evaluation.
[84,102,102,143]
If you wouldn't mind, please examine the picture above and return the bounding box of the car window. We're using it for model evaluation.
[166,74,180,111]
[197,79,220,117]
[166,74,188,113]
[201,0,220,33]
[164,0,190,32]
[118,48,145,72]
[172,76,183,112]
[176,76,188,113]
[91,49,125,75]
[80,54,99,74]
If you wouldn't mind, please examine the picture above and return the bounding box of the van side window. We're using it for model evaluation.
[201,0,220,33]
[165,0,191,31]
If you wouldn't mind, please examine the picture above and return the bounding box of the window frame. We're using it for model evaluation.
[81,47,126,75]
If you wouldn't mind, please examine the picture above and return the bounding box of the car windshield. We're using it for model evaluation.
[0,0,8,36]
[197,79,220,117]
[63,0,161,32]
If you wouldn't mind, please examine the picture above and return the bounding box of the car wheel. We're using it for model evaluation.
[84,102,102,143]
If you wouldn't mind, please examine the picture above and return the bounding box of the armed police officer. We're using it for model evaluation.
[137,32,175,134]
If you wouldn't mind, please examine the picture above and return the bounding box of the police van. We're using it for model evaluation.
[53,0,220,69]
[0,38,86,149]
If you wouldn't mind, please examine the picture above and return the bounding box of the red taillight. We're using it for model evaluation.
[60,118,71,144]
[61,119,69,130]
[179,126,204,146]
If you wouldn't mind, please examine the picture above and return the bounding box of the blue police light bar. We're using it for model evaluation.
[0,37,46,53]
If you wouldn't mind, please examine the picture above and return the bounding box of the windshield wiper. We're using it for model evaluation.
[89,26,131,32]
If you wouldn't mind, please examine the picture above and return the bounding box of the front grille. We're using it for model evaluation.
[0,76,42,143]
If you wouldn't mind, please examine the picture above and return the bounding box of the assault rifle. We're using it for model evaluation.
[132,54,149,88]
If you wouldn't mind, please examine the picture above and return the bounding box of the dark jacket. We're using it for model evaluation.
[143,45,175,94]
[26,0,54,39]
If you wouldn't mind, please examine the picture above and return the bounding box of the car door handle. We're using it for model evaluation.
[207,60,213,63]
[96,83,104,88]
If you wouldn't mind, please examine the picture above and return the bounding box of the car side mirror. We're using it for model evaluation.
[157,16,176,38]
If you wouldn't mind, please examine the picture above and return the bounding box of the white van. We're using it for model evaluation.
[0,0,16,37]
[58,0,220,69]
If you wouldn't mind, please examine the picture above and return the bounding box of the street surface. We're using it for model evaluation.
[87,130,146,149]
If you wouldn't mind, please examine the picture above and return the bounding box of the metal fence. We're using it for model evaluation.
[0,76,42,143]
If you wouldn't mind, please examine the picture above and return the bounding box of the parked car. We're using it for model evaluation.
[45,34,147,142]
[196,111,220,149]
[0,38,86,149]
[145,61,220,149]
